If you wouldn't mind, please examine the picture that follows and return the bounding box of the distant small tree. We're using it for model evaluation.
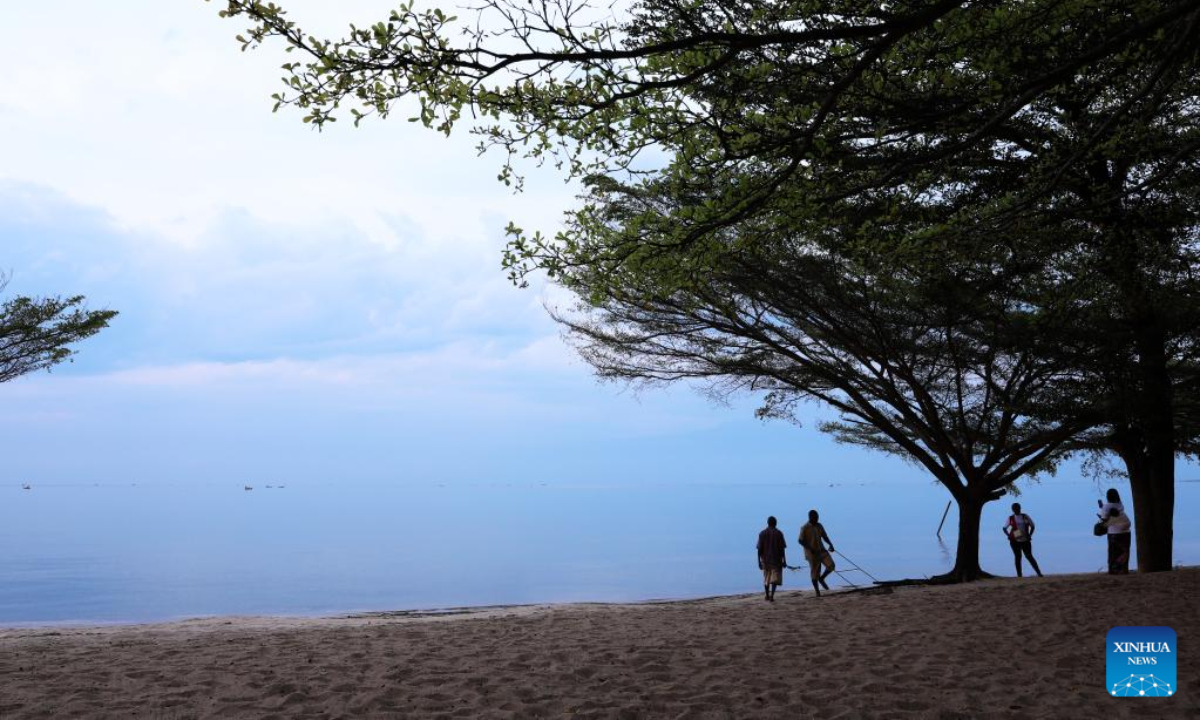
[0,275,116,383]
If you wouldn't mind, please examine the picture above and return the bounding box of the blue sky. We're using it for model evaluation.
[0,1,1190,489]
[0,0,926,488]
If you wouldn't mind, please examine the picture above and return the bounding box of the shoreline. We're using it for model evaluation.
[3,569,1197,717]
[0,591,786,633]
[0,566,1193,632]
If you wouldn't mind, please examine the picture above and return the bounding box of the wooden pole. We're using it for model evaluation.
[936,500,952,538]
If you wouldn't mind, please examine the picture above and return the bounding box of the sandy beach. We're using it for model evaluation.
[1,569,1196,719]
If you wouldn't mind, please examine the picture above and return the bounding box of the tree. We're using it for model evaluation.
[0,275,116,383]
[550,174,1087,580]
[213,0,1200,570]
[210,0,1196,198]
[907,27,1200,571]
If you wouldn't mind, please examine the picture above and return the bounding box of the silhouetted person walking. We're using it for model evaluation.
[757,516,787,602]
[799,510,836,596]
[1003,502,1043,578]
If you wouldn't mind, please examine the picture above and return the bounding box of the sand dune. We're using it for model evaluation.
[1,569,1197,718]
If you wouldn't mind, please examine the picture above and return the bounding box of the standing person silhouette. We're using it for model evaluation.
[799,510,836,596]
[1003,502,1044,578]
[1098,488,1132,574]
[756,516,787,602]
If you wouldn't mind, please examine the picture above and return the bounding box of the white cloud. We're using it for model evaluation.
[1,183,557,369]
[0,3,893,488]
[94,340,577,392]
[0,0,577,248]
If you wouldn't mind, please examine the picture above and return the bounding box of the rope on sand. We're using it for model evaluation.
[834,550,881,584]
[785,551,881,589]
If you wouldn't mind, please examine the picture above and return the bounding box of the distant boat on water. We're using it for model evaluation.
[21,483,31,490]
[244,485,253,491]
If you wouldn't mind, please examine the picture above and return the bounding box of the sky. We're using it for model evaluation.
[0,1,1190,489]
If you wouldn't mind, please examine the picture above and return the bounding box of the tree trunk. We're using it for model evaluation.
[1122,445,1175,573]
[1124,317,1176,572]
[935,489,998,583]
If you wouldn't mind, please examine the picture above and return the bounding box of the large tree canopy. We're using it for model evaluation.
[555,173,1087,580]
[215,0,1200,572]
[213,0,1197,183]
[1009,53,1200,571]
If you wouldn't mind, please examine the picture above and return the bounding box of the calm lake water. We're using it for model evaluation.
[2,479,1197,625]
